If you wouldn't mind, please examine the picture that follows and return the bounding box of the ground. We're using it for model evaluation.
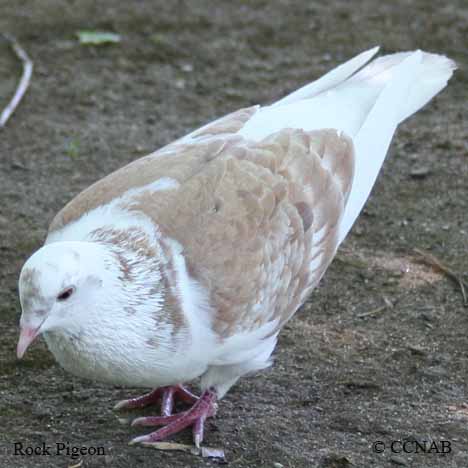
[0,1,467,467]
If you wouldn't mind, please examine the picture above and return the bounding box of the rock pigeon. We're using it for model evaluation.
[17,47,455,447]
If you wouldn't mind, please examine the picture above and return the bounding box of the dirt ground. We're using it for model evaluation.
[0,1,467,467]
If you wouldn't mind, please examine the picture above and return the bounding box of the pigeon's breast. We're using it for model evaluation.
[42,327,207,388]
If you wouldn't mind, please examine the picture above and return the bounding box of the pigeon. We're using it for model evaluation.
[17,47,455,447]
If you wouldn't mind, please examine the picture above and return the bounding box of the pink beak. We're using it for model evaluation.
[17,326,40,359]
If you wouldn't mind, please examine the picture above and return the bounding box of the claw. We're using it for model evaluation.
[114,387,164,411]
[193,415,205,448]
[128,434,149,446]
[131,413,184,427]
[114,384,199,413]
[131,389,217,447]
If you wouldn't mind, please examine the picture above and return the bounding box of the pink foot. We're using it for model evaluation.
[113,384,198,415]
[129,389,217,447]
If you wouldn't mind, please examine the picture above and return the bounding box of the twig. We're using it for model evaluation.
[335,254,369,269]
[140,441,225,459]
[0,33,33,128]
[357,304,387,318]
[414,248,468,306]
[67,460,83,468]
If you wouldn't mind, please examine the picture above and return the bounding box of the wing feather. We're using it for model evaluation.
[49,115,354,340]
[127,129,353,337]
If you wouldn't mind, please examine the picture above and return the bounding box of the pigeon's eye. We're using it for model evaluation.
[57,287,74,301]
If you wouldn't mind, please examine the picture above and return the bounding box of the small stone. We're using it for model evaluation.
[390,455,408,466]
[273,463,284,468]
[181,63,194,72]
[134,145,146,154]
[174,79,186,89]
[410,166,430,179]
[407,344,426,356]
[117,417,131,425]
[11,161,27,170]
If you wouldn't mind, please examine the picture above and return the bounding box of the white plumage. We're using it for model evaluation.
[17,47,455,447]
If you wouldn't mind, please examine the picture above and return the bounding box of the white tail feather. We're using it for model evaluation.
[337,50,455,241]
[274,46,380,106]
[338,51,422,242]
[238,47,455,244]
[344,50,456,124]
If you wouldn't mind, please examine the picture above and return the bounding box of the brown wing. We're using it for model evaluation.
[49,114,354,339]
[123,128,354,337]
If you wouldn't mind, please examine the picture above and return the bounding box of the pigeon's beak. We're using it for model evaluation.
[16,325,41,359]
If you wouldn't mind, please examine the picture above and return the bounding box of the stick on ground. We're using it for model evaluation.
[0,33,33,128]
[414,248,468,306]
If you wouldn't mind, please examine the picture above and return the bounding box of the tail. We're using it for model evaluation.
[336,49,456,242]
[236,47,455,243]
[344,50,456,124]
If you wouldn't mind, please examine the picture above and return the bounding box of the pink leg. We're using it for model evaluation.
[161,386,175,416]
[129,388,217,447]
[114,384,198,412]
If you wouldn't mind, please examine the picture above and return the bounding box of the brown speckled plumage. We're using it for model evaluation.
[49,114,354,340]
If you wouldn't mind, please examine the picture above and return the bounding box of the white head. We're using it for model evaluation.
[17,241,109,358]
